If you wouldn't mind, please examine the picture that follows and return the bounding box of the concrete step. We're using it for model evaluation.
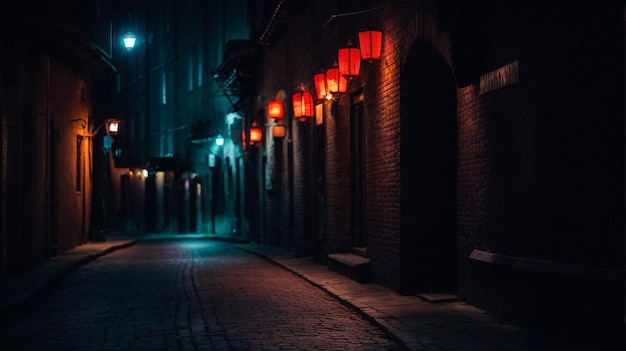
[417,293,458,303]
[327,253,371,284]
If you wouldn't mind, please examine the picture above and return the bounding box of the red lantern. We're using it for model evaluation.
[325,62,348,96]
[267,100,283,119]
[313,70,328,101]
[338,41,360,78]
[249,122,262,143]
[358,29,383,62]
[292,90,314,121]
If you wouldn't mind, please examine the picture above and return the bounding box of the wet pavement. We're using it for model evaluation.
[0,232,623,350]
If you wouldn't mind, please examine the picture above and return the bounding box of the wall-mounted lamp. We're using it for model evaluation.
[292,89,314,122]
[358,29,383,62]
[215,134,224,146]
[123,32,137,50]
[105,118,120,136]
[267,100,284,119]
[338,40,361,78]
[102,118,121,156]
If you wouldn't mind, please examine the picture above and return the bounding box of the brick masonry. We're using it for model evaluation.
[1,27,95,276]
[252,0,623,340]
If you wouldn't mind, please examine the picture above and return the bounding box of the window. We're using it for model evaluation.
[76,136,83,192]
[161,70,167,105]
[197,43,203,87]
[188,52,194,92]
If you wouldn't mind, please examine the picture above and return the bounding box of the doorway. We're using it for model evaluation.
[351,94,366,249]
[400,41,458,294]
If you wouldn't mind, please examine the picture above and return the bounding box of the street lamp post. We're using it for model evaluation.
[122,29,154,232]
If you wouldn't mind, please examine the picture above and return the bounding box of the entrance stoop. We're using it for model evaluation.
[417,293,458,303]
[327,253,371,283]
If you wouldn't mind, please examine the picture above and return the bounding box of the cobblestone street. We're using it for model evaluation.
[0,238,403,350]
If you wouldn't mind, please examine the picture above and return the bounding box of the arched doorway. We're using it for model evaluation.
[399,40,458,294]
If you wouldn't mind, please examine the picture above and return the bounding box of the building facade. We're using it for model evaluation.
[109,0,252,235]
[0,0,115,276]
[249,0,624,345]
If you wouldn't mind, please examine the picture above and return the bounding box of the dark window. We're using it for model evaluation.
[76,136,83,192]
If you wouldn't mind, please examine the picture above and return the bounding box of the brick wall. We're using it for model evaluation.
[254,1,623,340]
[1,30,95,275]
[455,2,623,342]
[50,58,93,251]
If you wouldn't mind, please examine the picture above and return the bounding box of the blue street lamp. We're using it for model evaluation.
[123,32,137,50]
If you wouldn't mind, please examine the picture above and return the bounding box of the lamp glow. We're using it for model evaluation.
[292,90,314,121]
[358,29,383,62]
[338,41,361,78]
[267,100,283,119]
[123,32,137,50]
[250,123,262,143]
[313,70,328,100]
[325,63,348,96]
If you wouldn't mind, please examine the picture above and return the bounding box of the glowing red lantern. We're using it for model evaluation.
[313,70,328,101]
[325,62,348,96]
[358,29,383,62]
[292,90,314,122]
[338,41,360,78]
[249,122,262,143]
[267,100,283,119]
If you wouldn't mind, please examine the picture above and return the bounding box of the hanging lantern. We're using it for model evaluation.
[338,40,361,78]
[313,70,328,101]
[249,122,262,143]
[272,124,286,138]
[358,29,383,62]
[267,100,283,119]
[292,90,314,122]
[325,62,348,97]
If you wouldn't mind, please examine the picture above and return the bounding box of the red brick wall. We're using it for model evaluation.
[50,59,93,251]
[455,2,623,340]
[254,1,623,339]
[255,0,453,290]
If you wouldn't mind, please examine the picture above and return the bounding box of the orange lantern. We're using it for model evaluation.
[313,70,328,101]
[325,62,348,96]
[358,29,383,62]
[249,122,262,143]
[272,125,286,138]
[338,41,361,78]
[292,90,314,122]
[267,100,283,119]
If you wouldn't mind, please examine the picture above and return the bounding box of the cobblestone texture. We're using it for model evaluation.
[0,238,403,350]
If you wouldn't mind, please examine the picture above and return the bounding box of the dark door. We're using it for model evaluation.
[350,96,366,248]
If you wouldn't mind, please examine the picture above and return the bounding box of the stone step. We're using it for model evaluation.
[327,253,371,284]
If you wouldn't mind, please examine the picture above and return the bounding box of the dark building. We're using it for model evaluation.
[248,0,624,345]
[108,0,252,235]
[0,0,115,276]
[1,0,623,347]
